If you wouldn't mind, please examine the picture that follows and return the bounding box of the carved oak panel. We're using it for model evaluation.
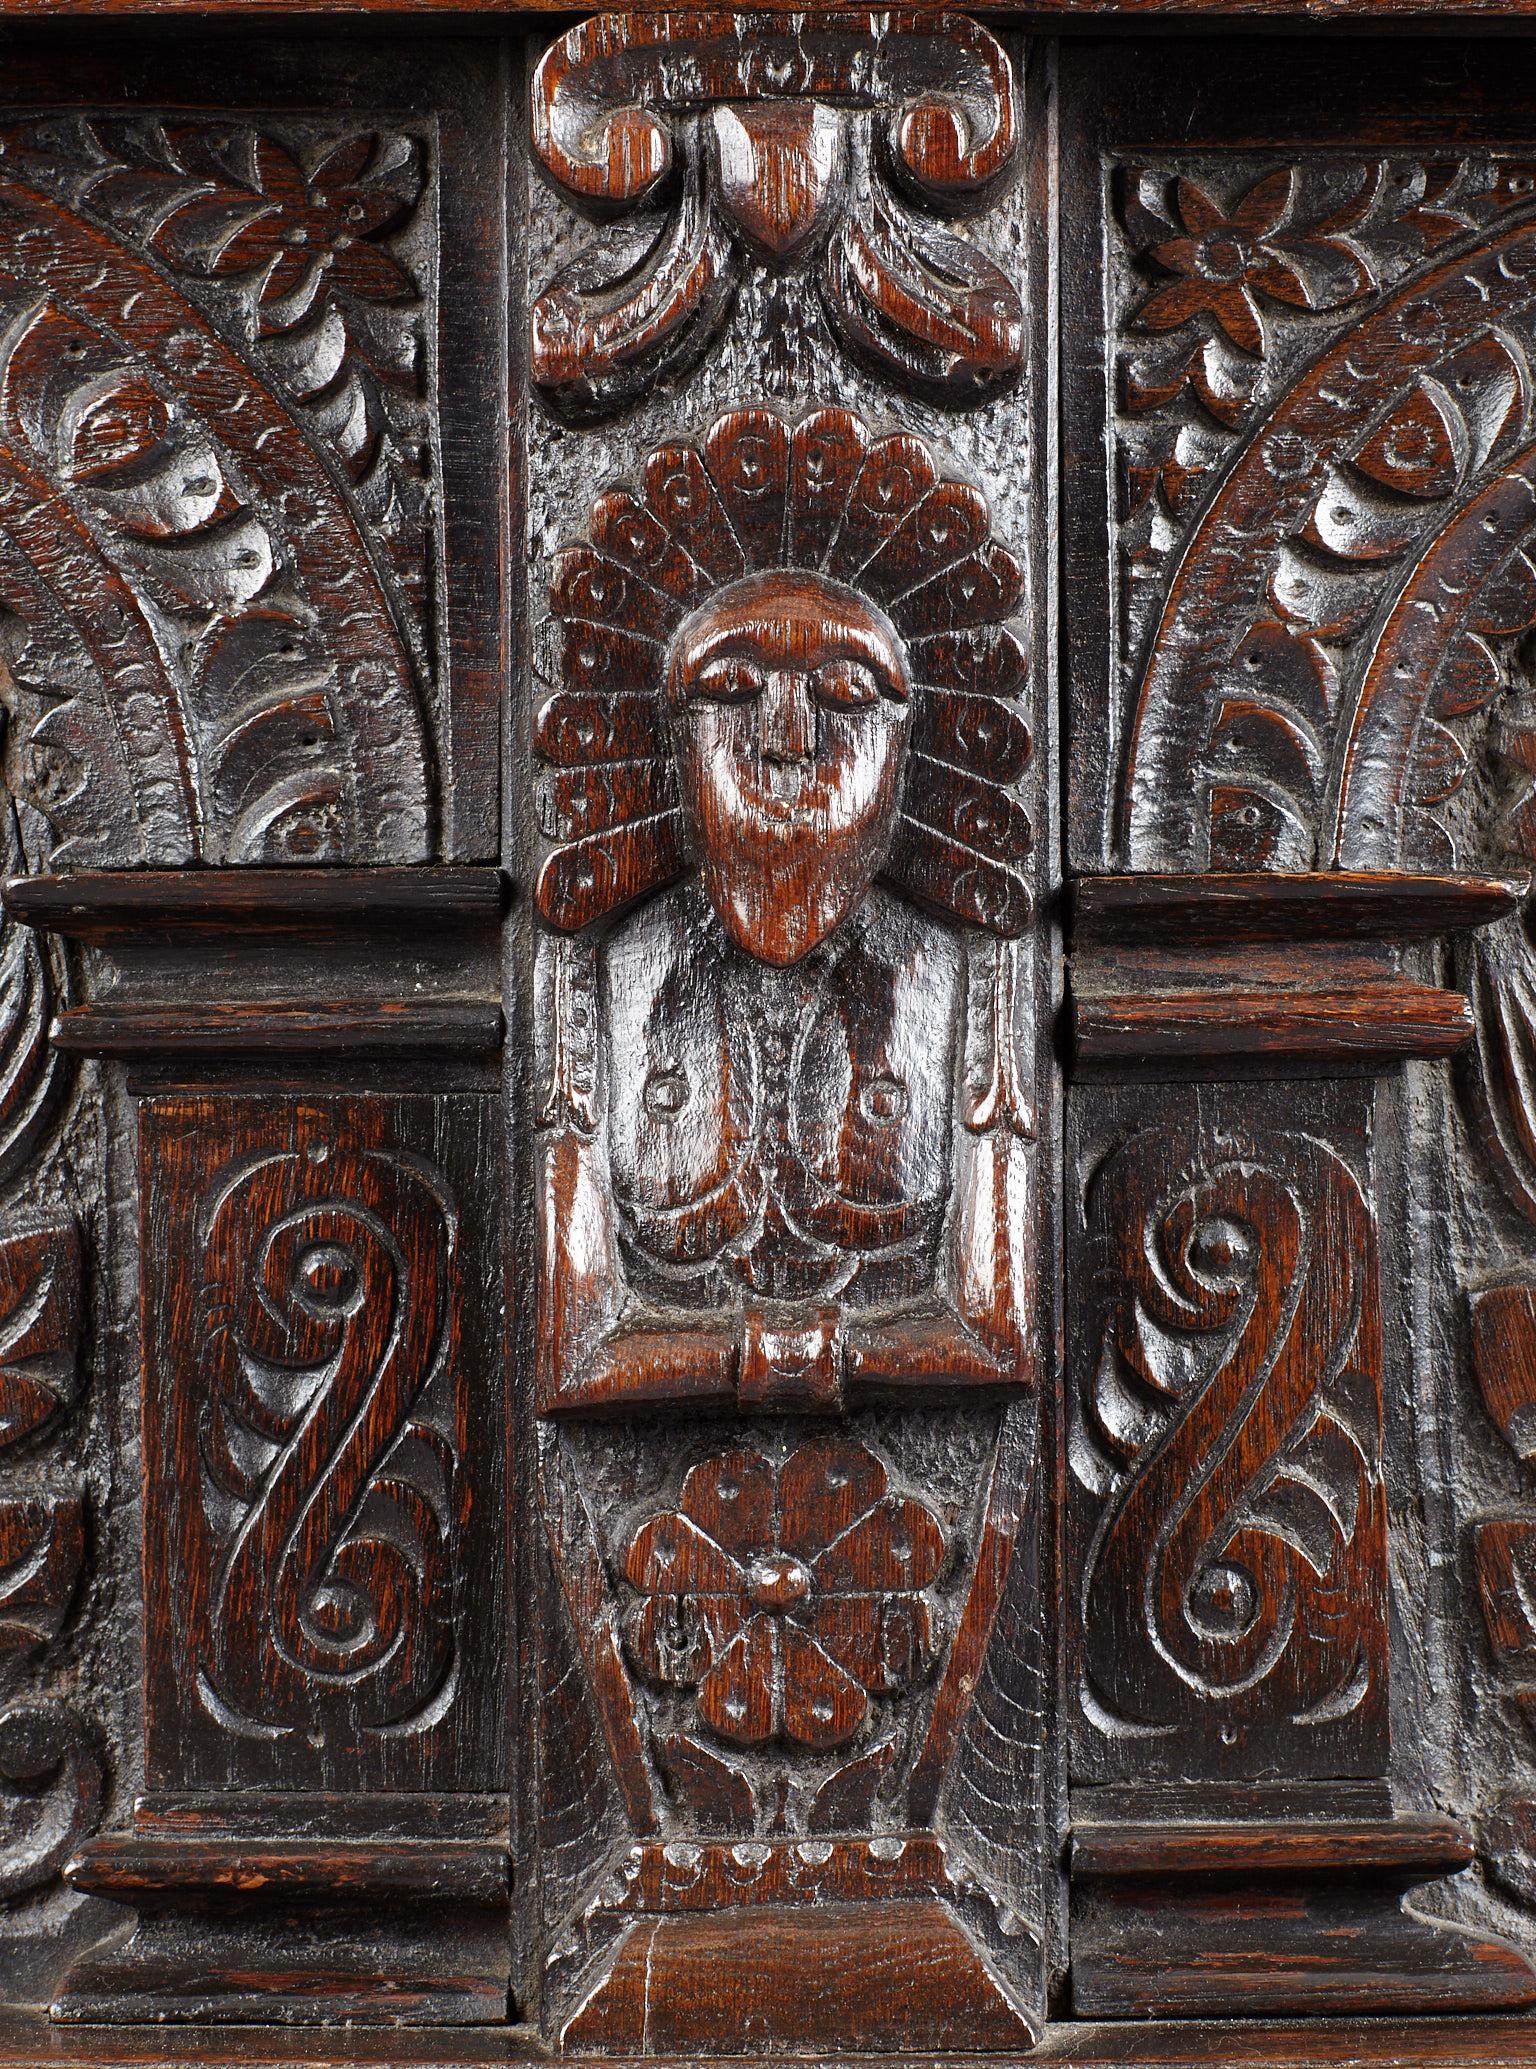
[0,12,1535,2060]
[140,1093,504,1793]
[1068,1086,1388,1783]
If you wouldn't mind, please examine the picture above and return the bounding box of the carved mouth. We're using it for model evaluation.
[729,763,830,819]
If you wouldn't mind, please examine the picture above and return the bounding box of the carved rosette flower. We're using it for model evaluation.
[1136,170,1372,357]
[622,1438,946,1750]
[190,135,417,332]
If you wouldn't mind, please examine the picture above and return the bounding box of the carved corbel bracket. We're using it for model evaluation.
[529,11,1025,418]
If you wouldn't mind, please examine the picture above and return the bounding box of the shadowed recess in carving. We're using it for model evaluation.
[0,1703,101,1902]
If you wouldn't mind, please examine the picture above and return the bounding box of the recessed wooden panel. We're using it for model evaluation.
[140,1093,505,1793]
[1067,1082,1389,1783]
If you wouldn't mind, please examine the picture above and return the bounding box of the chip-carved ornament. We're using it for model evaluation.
[529,11,1023,419]
[0,121,436,866]
[534,404,1036,1416]
[1116,167,1536,877]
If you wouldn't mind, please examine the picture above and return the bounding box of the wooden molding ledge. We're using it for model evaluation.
[1070,1814,1536,2021]
[3,869,506,1064]
[1070,870,1522,1074]
[6,2012,1536,2065]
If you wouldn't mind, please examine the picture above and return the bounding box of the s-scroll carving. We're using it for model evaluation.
[535,405,1036,1417]
[530,11,1023,419]
[141,1100,469,1762]
[1071,1121,1388,1779]
[191,1125,461,1741]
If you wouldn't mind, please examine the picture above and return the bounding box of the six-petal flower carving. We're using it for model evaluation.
[1137,171,1372,358]
[204,136,416,329]
[622,1438,946,1751]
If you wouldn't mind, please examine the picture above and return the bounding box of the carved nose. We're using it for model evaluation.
[760,670,816,763]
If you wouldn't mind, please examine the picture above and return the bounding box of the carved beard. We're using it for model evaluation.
[665,571,912,966]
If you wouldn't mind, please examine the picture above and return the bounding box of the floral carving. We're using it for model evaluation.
[622,1438,947,1751]
[1134,170,1373,359]
[155,133,419,335]
[0,132,434,866]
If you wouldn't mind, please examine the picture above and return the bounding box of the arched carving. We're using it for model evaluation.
[0,140,435,865]
[1117,176,1536,875]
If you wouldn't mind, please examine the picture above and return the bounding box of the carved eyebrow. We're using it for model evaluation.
[677,618,911,697]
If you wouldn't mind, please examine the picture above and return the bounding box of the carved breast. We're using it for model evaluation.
[603,884,960,1307]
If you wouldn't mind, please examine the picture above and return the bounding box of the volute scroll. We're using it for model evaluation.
[529,10,1026,417]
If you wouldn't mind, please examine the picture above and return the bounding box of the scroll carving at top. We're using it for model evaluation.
[529,11,1024,419]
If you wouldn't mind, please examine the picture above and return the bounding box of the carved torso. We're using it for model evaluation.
[604,880,962,1309]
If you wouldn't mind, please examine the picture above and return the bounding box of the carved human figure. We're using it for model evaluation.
[536,406,1035,1414]
[665,568,912,966]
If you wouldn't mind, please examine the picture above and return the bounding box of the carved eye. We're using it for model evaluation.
[814,659,884,709]
[689,657,765,704]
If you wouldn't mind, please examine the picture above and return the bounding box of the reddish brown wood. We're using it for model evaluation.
[49,1000,503,1059]
[535,403,1037,1422]
[138,1094,505,1793]
[49,1092,510,2024]
[529,14,1023,417]
[1073,980,1474,1065]
[1470,1281,1536,1457]
[0,0,1529,17]
[1076,871,1523,942]
[0,13,1533,2063]
[562,1901,1039,2052]
[1068,1090,1390,1784]
[1074,1788,1536,2024]
[4,870,506,940]
[1072,1816,1474,1879]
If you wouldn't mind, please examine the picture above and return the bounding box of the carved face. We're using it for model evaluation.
[665,570,912,965]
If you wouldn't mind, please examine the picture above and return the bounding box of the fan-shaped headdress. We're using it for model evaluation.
[535,405,1032,937]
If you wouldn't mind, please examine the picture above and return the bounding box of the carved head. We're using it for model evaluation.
[538,405,1033,948]
[665,569,911,963]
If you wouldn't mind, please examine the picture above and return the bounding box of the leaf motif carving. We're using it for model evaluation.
[1114,156,1536,872]
[0,124,434,865]
[530,13,1023,415]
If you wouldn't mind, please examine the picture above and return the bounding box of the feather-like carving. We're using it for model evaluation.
[538,405,1030,937]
